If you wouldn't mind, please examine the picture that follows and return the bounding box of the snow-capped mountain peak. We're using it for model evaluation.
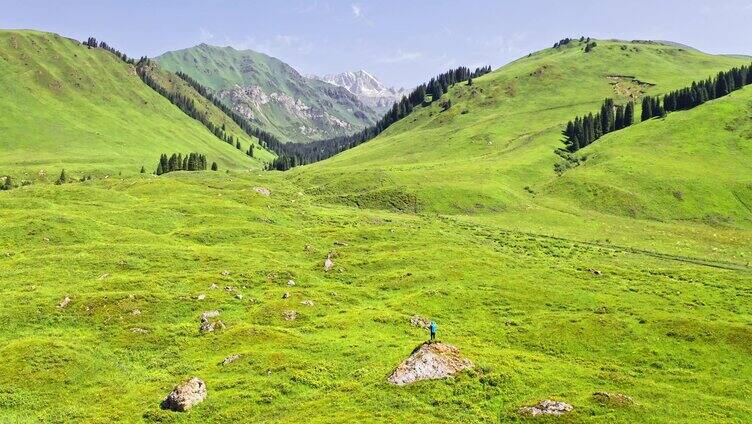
[313,70,409,113]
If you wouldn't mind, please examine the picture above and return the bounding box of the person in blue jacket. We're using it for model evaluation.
[429,321,437,342]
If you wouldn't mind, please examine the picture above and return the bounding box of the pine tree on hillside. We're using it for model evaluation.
[1,176,13,191]
[614,105,625,130]
[247,144,255,158]
[211,162,218,171]
[236,141,241,150]
[624,101,635,127]
[156,162,164,175]
[56,169,67,185]
[140,166,146,174]
[641,97,653,121]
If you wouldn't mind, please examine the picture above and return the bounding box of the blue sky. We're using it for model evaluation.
[2,0,751,87]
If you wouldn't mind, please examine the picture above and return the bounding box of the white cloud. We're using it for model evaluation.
[377,49,424,64]
[351,4,362,18]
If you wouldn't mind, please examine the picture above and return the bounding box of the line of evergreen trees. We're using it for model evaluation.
[643,63,752,120]
[563,99,635,152]
[553,36,592,49]
[82,37,136,65]
[175,71,281,153]
[564,62,752,153]
[266,65,492,170]
[155,153,211,175]
[136,60,245,151]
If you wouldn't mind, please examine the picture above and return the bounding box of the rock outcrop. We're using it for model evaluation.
[161,377,207,412]
[388,342,473,386]
[519,400,573,416]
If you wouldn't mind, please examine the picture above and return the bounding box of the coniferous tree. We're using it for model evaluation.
[211,162,218,171]
[140,166,146,174]
[56,169,67,185]
[641,97,653,121]
[156,162,164,175]
[614,105,625,130]
[624,101,635,127]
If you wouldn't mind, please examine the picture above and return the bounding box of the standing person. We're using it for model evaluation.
[429,321,437,342]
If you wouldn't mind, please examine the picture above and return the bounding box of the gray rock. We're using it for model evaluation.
[161,377,207,412]
[301,300,314,307]
[58,296,71,309]
[324,253,334,272]
[283,310,298,321]
[221,354,241,365]
[519,400,573,416]
[254,187,271,196]
[200,310,224,333]
[388,342,473,386]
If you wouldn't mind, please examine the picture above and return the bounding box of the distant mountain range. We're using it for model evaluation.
[156,44,380,142]
[312,70,409,113]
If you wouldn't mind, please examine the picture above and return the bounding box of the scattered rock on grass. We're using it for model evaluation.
[301,300,314,307]
[593,392,633,406]
[519,400,573,416]
[220,354,241,365]
[287,279,296,286]
[253,187,271,196]
[200,310,225,333]
[409,315,431,329]
[235,293,243,300]
[388,342,473,386]
[131,327,149,334]
[283,310,298,321]
[282,292,290,299]
[221,270,230,276]
[588,268,602,276]
[197,294,206,301]
[58,296,71,309]
[161,377,207,412]
[324,253,334,272]
[209,283,218,289]
[131,309,141,316]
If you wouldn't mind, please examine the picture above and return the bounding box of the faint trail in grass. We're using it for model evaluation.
[443,216,752,272]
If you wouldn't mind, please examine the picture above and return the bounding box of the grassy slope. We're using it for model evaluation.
[0,38,751,423]
[137,61,275,164]
[155,44,378,142]
[0,172,749,423]
[0,30,263,178]
[296,40,752,261]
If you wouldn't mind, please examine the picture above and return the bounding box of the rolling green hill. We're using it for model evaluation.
[136,60,275,164]
[0,36,751,423]
[156,44,380,142]
[0,30,266,179]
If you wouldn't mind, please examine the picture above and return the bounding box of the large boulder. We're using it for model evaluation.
[161,377,207,412]
[388,342,473,386]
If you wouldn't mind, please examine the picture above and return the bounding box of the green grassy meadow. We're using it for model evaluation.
[0,35,751,423]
